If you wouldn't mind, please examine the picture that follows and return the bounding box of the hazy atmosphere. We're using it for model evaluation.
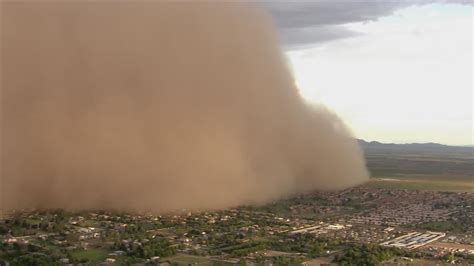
[1,2,368,213]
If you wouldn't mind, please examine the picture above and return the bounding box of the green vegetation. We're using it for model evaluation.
[220,241,267,257]
[269,235,340,258]
[417,220,469,233]
[70,249,108,264]
[165,254,220,265]
[334,244,412,266]
[114,238,176,258]
[1,183,472,265]
[9,253,57,266]
[264,255,306,265]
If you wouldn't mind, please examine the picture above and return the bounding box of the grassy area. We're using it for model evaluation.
[70,249,108,264]
[417,220,468,233]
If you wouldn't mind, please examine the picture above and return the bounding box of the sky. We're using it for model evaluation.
[266,2,473,146]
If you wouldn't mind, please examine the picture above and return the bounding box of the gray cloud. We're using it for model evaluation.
[263,1,472,49]
[279,25,362,50]
[263,1,407,48]
[265,1,404,29]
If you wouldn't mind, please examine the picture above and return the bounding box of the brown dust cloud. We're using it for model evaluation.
[1,2,368,213]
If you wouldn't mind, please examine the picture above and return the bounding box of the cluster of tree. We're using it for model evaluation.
[458,253,474,264]
[114,237,176,259]
[270,235,340,257]
[0,225,7,235]
[213,240,268,257]
[1,242,64,266]
[2,215,68,236]
[417,219,468,233]
[1,242,45,260]
[207,231,258,254]
[231,242,267,257]
[333,244,410,265]
[443,253,474,264]
[8,253,55,266]
[252,255,305,265]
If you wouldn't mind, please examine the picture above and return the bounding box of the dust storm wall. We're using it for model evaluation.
[0,2,368,213]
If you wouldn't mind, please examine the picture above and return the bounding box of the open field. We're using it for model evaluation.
[359,140,473,192]
[360,140,473,179]
[164,254,235,265]
[426,242,474,252]
[367,177,474,192]
[70,249,108,264]
[302,257,332,265]
[373,174,473,182]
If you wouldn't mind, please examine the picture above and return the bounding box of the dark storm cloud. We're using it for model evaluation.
[265,1,404,29]
[263,1,472,48]
[263,1,407,47]
[278,25,362,49]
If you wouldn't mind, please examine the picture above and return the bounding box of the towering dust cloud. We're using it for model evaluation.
[1,2,368,213]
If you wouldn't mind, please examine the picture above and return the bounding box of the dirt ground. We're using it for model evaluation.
[426,241,474,251]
